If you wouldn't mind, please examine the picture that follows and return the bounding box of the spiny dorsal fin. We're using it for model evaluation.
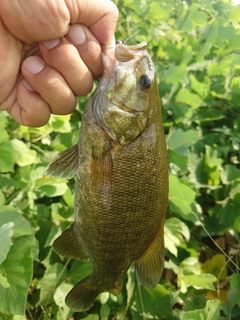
[44,144,78,179]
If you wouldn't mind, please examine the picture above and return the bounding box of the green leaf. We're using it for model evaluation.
[183,299,225,320]
[100,304,111,320]
[0,126,9,144]
[148,2,168,22]
[51,115,72,133]
[54,286,71,304]
[38,263,68,306]
[0,141,15,172]
[126,267,136,309]
[169,175,196,217]
[82,315,99,320]
[164,218,190,257]
[190,74,210,99]
[202,254,227,279]
[167,128,199,157]
[230,77,240,93]
[69,260,92,284]
[0,222,14,264]
[163,65,188,85]
[190,9,208,26]
[0,190,5,206]
[11,139,39,167]
[0,274,10,288]
[207,59,230,77]
[12,316,27,320]
[183,295,207,312]
[0,238,32,315]
[175,89,203,109]
[131,284,172,319]
[37,181,69,197]
[183,273,217,291]
[230,273,240,307]
[0,206,33,237]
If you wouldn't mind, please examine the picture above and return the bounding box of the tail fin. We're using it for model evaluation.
[65,276,100,312]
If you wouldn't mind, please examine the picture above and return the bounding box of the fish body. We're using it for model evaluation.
[45,42,168,311]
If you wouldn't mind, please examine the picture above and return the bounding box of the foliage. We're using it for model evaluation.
[0,0,240,319]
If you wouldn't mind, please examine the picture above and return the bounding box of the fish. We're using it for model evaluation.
[44,41,168,312]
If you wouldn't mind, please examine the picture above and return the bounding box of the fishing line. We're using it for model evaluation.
[171,173,240,272]
[123,29,141,44]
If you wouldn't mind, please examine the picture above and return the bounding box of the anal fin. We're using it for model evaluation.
[134,225,165,288]
[53,222,88,260]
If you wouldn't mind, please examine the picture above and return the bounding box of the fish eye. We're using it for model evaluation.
[139,75,152,89]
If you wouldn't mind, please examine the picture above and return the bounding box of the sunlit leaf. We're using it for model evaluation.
[11,139,39,167]
[169,175,196,217]
[164,218,190,257]
[0,206,32,237]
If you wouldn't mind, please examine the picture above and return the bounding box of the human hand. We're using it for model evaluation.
[0,0,118,126]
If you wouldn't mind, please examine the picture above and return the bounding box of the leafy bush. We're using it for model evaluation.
[0,0,240,319]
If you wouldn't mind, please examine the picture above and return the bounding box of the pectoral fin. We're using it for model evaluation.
[44,144,78,179]
[134,225,165,288]
[53,222,88,260]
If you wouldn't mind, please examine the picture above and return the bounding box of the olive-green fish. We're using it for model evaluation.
[45,41,168,311]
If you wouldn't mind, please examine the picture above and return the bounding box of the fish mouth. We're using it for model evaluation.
[114,42,147,62]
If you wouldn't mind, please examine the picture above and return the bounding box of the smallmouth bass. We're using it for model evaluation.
[45,41,168,311]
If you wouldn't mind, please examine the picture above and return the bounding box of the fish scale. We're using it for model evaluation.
[44,42,168,311]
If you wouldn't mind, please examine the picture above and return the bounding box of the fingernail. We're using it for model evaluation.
[67,25,86,45]
[22,79,35,92]
[24,57,44,74]
[42,38,60,49]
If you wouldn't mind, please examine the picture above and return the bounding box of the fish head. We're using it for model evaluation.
[103,42,156,112]
[94,42,159,145]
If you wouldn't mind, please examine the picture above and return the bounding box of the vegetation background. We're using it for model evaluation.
[0,0,240,319]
